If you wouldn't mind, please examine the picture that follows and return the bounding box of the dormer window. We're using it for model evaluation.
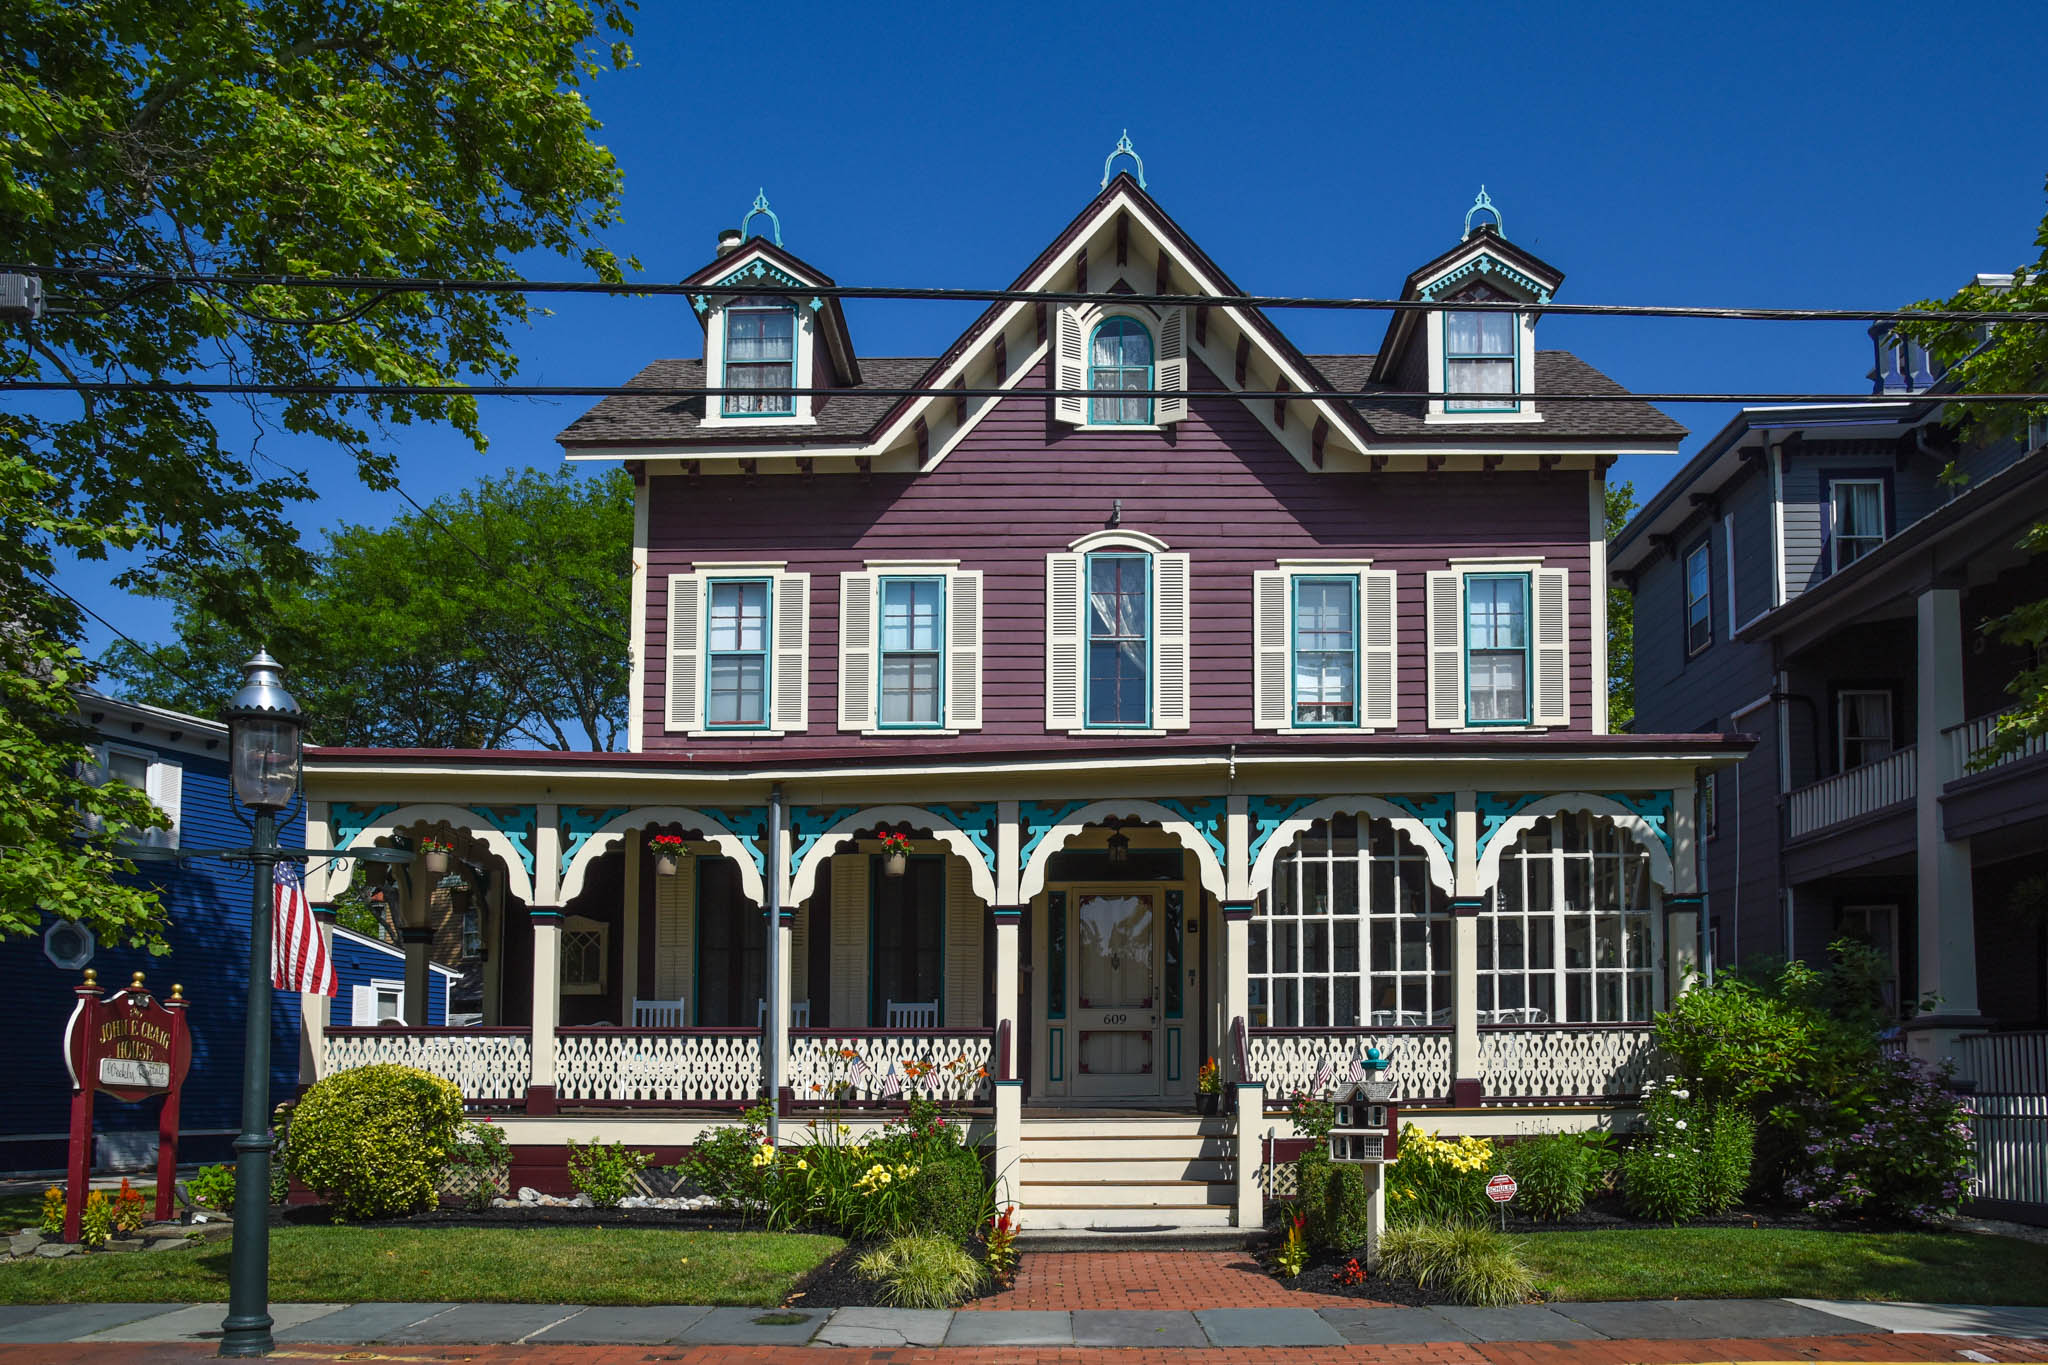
[1444,301,1517,413]
[723,305,796,416]
[1089,317,1153,425]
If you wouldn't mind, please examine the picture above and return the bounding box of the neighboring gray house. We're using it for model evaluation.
[1612,293,2048,1057]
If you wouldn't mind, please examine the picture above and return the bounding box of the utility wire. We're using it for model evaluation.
[25,565,217,696]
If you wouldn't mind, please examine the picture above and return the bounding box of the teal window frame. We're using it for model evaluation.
[868,852,946,1025]
[1290,574,1360,727]
[1463,572,1531,727]
[1443,307,1519,414]
[704,576,773,730]
[1087,316,1154,425]
[877,575,946,730]
[722,304,797,417]
[1084,551,1151,729]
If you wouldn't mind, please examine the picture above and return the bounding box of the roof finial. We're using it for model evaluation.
[1463,186,1502,240]
[1101,130,1146,189]
[739,189,783,247]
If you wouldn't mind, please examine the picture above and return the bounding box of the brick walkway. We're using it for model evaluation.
[961,1250,1393,1310]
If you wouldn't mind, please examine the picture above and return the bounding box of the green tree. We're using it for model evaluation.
[1,0,635,946]
[106,466,633,751]
[1898,176,2048,763]
[1606,478,1638,732]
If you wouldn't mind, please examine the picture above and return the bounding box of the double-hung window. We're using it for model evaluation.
[1293,577,1357,725]
[1088,317,1153,425]
[1465,574,1530,723]
[1087,553,1150,726]
[706,579,771,727]
[1838,689,1893,770]
[1685,541,1712,656]
[1445,309,1517,412]
[879,577,944,727]
[723,306,796,416]
[1829,479,1886,570]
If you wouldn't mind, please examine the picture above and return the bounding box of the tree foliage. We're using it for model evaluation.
[106,466,633,750]
[1606,478,1638,732]
[0,0,636,942]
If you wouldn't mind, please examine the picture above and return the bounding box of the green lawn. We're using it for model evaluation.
[0,1226,842,1307]
[1522,1227,2048,1305]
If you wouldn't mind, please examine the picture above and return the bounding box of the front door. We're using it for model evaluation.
[1072,889,1162,1097]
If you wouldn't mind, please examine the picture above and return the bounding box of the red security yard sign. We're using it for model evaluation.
[62,969,193,1240]
[1486,1173,1518,1204]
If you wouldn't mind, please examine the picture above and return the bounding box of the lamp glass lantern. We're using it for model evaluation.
[1105,828,1131,865]
[224,650,304,811]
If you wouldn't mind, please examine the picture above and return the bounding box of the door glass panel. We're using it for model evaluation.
[1077,894,1155,1010]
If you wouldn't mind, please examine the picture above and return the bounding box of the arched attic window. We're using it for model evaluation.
[723,299,797,416]
[1053,305,1187,428]
[1089,316,1153,424]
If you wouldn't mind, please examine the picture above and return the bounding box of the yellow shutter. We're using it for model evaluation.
[1054,307,1085,425]
[1045,553,1085,729]
[654,855,695,1013]
[946,569,983,730]
[1253,569,1290,729]
[945,855,984,1028]
[772,572,810,732]
[1533,567,1571,727]
[665,574,703,732]
[1426,570,1464,729]
[1153,552,1192,730]
[837,571,877,731]
[1361,569,1398,729]
[829,853,870,1026]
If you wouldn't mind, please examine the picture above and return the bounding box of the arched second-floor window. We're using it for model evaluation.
[1089,316,1153,425]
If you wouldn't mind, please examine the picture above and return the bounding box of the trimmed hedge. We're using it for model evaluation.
[282,1064,465,1221]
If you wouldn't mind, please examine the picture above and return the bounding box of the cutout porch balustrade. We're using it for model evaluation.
[1245,1029,1455,1105]
[556,1027,762,1104]
[1472,1024,1660,1104]
[787,1029,996,1105]
[323,1027,532,1103]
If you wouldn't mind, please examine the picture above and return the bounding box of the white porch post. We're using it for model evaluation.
[1451,790,1483,1107]
[621,829,642,1021]
[1912,584,1984,1059]
[1234,1080,1265,1228]
[772,914,795,1094]
[995,803,1024,1188]
[1222,905,1252,1081]
[1666,783,1703,1004]
[528,908,562,1113]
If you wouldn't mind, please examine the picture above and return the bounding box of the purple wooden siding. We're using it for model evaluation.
[644,355,1595,750]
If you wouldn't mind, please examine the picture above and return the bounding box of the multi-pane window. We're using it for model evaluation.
[1086,553,1149,727]
[1838,689,1894,770]
[870,855,945,1024]
[1482,811,1655,1024]
[104,749,150,791]
[1294,577,1357,725]
[1445,308,1516,411]
[1829,479,1886,570]
[561,921,605,994]
[706,579,770,727]
[1466,574,1529,723]
[1250,816,1450,1028]
[461,909,482,959]
[723,307,796,415]
[1089,317,1153,425]
[1685,541,1712,655]
[879,577,944,727]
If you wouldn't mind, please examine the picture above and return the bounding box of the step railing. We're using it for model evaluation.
[1787,744,1917,839]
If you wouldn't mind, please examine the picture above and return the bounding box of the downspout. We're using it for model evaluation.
[765,783,784,1147]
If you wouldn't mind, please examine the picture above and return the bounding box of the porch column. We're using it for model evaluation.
[771,910,795,1097]
[527,907,562,1114]
[1665,782,1703,1002]
[298,907,336,1088]
[621,829,642,1021]
[1911,584,1984,1058]
[993,902,1023,1200]
[1233,1080,1265,1228]
[994,909,1021,1057]
[1451,791,1483,1107]
[1222,901,1253,1082]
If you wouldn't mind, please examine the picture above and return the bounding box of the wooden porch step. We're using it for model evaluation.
[1022,1157,1233,1182]
[1021,1179,1236,1208]
[1023,1204,1237,1229]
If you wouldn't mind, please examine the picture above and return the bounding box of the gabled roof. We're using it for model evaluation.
[678,237,862,386]
[1368,224,1566,385]
[1315,352,1683,441]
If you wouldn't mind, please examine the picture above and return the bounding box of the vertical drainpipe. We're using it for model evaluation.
[766,783,784,1147]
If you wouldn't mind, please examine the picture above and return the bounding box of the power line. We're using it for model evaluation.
[25,565,216,696]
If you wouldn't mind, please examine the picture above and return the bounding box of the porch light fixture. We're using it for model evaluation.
[1106,829,1131,865]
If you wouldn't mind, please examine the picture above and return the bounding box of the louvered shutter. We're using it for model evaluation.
[654,857,695,1009]
[1252,570,1290,730]
[665,574,704,732]
[1361,570,1398,729]
[145,759,182,848]
[1153,552,1192,730]
[946,569,984,730]
[790,901,810,1016]
[829,854,870,1026]
[1426,571,1465,729]
[837,571,877,731]
[1053,307,1086,425]
[1155,308,1188,424]
[1045,553,1085,729]
[944,857,983,1027]
[349,984,374,1028]
[772,572,810,733]
[1533,567,1571,727]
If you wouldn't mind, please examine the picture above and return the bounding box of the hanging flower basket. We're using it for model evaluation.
[649,834,685,877]
[418,838,452,874]
[877,831,912,877]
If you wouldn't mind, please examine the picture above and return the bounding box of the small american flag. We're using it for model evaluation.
[848,1055,872,1090]
[881,1063,903,1099]
[273,862,336,996]
[1311,1054,1334,1094]
[1347,1055,1367,1084]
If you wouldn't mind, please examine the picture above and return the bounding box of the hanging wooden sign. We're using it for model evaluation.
[61,969,193,1240]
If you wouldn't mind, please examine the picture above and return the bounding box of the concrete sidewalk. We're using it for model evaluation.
[1,1297,2045,1348]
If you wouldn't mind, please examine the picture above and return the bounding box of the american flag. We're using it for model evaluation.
[272,862,337,996]
[848,1055,872,1090]
[1347,1055,1367,1084]
[881,1063,903,1099]
[1311,1054,1334,1094]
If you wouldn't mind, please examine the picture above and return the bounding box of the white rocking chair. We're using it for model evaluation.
[632,997,687,1027]
[755,998,813,1026]
[886,999,939,1029]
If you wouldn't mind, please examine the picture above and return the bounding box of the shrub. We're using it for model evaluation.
[445,1121,511,1211]
[1377,1223,1533,1306]
[1293,1146,1333,1245]
[1620,1076,1756,1223]
[1503,1132,1609,1220]
[1386,1124,1497,1226]
[188,1164,236,1212]
[1286,1089,1339,1142]
[78,1191,111,1247]
[1323,1163,1373,1252]
[903,1149,988,1243]
[37,1187,63,1237]
[854,1232,988,1308]
[1619,1137,1703,1223]
[678,1103,774,1217]
[280,1063,466,1221]
[566,1138,651,1208]
[1779,1055,1975,1221]
[1700,1103,1756,1214]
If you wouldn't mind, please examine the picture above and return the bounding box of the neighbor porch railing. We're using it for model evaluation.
[555,1026,763,1105]
[1787,744,1918,839]
[1954,1030,2048,1213]
[1475,1024,1661,1105]
[1244,1027,1454,1105]
[1945,707,2048,782]
[322,1027,533,1102]
[786,1028,996,1105]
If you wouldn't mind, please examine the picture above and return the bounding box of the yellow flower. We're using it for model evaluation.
[795,1159,808,1171]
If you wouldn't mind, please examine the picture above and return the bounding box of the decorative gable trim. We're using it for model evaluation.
[1417,252,1554,305]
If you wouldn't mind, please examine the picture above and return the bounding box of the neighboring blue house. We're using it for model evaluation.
[0,691,304,1174]
[330,925,455,1027]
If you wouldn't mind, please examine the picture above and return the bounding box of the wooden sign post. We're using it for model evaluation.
[62,969,194,1240]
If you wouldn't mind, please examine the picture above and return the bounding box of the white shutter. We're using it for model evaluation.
[1361,570,1398,729]
[791,901,810,1016]
[837,571,877,731]
[1155,307,1188,424]
[1533,567,1571,727]
[349,984,374,1029]
[665,573,703,732]
[1054,306,1086,425]
[1426,570,1465,729]
[145,759,182,848]
[1153,552,1191,730]
[1252,570,1290,730]
[772,572,810,733]
[829,853,870,1026]
[654,857,695,1007]
[944,857,983,1028]
[1045,553,1085,729]
[946,569,984,731]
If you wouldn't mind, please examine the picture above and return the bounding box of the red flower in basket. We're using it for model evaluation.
[876,831,913,854]
[648,834,686,852]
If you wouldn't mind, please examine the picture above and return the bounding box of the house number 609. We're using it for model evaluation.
[1102,1012,1128,1024]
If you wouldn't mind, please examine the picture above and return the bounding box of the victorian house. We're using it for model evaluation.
[299,153,1746,1230]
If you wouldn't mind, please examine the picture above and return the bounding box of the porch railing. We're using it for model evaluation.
[1956,1029,2048,1095]
[322,1027,532,1102]
[1245,1027,1454,1105]
[1954,1031,2048,1213]
[555,1027,762,1104]
[787,1028,996,1105]
[1787,744,1917,839]
[1475,1024,1660,1105]
[1946,708,2047,782]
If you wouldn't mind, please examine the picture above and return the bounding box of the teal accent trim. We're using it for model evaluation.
[739,189,783,247]
[788,805,860,878]
[690,294,710,316]
[557,806,628,879]
[1246,795,1321,870]
[1086,318,1154,425]
[876,574,946,730]
[471,805,537,878]
[1419,250,1552,305]
[1164,889,1184,1018]
[928,801,998,875]
[702,807,767,877]
[1289,574,1361,728]
[1601,790,1676,851]
[1046,890,1068,1019]
[1463,574,1531,726]
[1475,792,1542,852]
[710,256,803,292]
[1020,800,1091,871]
[1463,185,1502,240]
[1083,552,1151,728]
[1385,794,1457,863]
[1156,797,1226,870]
[330,802,397,850]
[704,576,775,727]
[1101,130,1146,189]
[528,906,564,922]
[1048,1026,1064,1083]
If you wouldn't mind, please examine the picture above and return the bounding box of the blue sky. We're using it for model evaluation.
[59,0,2047,672]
